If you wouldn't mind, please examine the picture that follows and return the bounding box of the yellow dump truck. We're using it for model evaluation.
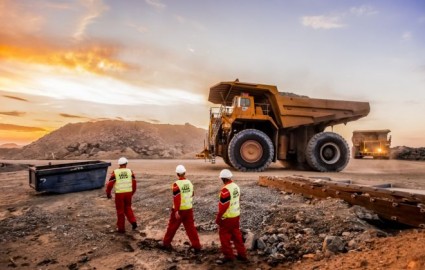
[352,130,391,159]
[205,80,370,172]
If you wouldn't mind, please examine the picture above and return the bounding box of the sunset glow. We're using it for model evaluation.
[0,0,424,147]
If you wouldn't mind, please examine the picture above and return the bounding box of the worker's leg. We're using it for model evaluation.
[219,219,235,259]
[229,217,247,258]
[114,194,125,232]
[181,209,201,250]
[123,192,136,224]
[163,209,182,247]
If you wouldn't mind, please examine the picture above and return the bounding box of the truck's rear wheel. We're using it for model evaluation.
[306,132,349,172]
[228,129,274,172]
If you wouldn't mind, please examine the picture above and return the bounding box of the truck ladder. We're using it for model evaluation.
[209,105,225,146]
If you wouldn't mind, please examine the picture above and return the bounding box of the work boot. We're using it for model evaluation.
[215,257,234,265]
[236,255,250,263]
[131,222,138,230]
[159,241,173,252]
[189,247,201,254]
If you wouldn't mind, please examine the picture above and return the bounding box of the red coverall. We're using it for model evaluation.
[106,170,137,233]
[216,181,247,260]
[162,177,201,250]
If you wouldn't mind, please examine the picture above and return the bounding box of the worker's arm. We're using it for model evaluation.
[172,183,181,211]
[106,171,116,198]
[131,170,136,195]
[216,188,230,225]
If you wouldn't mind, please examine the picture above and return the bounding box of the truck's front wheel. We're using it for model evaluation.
[306,132,349,172]
[228,129,274,172]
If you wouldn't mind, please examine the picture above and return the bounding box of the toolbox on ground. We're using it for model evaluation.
[29,161,111,193]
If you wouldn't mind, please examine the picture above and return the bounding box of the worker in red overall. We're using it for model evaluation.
[162,165,201,252]
[106,157,137,233]
[215,169,248,264]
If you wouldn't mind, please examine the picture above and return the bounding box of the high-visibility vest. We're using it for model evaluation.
[114,168,133,193]
[175,179,194,210]
[222,182,241,218]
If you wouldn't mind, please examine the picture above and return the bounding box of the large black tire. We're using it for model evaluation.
[305,132,349,172]
[228,129,274,172]
[221,149,233,167]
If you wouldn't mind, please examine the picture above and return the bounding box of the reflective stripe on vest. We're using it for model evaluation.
[114,168,133,193]
[175,179,194,210]
[222,182,241,218]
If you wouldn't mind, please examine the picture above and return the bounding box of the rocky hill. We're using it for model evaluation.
[1,120,207,160]
[0,143,21,148]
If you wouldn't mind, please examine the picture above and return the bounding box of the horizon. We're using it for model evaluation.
[1,0,424,147]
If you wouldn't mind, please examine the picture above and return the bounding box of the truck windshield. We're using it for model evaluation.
[240,98,250,107]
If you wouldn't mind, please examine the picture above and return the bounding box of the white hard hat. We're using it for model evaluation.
[176,165,186,174]
[219,169,233,179]
[118,157,128,165]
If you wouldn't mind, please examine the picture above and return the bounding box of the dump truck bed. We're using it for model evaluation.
[209,81,370,128]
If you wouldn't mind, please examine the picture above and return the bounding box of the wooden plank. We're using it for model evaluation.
[269,176,425,204]
[258,176,425,228]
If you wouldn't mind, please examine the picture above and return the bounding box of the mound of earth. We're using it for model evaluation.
[0,143,21,149]
[391,146,425,161]
[1,120,206,160]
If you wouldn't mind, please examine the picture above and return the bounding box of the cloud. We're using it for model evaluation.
[59,113,88,119]
[0,0,44,37]
[145,0,166,10]
[301,16,345,30]
[0,111,26,117]
[2,95,29,102]
[0,123,46,132]
[73,0,108,41]
[42,1,74,10]
[402,31,412,41]
[174,15,206,31]
[0,43,130,75]
[350,5,378,16]
[149,119,160,123]
[126,22,149,33]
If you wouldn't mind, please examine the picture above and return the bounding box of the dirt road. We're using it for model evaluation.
[1,159,425,270]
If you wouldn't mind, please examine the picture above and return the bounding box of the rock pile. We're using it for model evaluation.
[391,146,425,161]
[1,120,206,160]
[239,196,385,266]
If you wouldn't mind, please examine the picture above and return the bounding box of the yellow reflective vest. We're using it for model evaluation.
[175,179,194,210]
[114,168,133,193]
[222,182,241,218]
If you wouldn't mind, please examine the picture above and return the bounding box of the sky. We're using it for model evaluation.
[0,0,424,147]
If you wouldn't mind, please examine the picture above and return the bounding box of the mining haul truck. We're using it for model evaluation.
[352,129,391,159]
[205,80,370,172]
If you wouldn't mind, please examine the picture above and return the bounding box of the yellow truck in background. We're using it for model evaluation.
[204,80,370,172]
[352,129,391,159]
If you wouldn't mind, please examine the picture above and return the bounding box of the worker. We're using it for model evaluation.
[162,165,201,252]
[215,169,248,264]
[106,157,137,233]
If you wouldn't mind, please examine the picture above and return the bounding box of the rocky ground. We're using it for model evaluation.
[0,159,425,270]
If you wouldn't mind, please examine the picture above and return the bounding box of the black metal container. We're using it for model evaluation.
[29,161,111,193]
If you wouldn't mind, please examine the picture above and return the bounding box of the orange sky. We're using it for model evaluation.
[1,0,424,147]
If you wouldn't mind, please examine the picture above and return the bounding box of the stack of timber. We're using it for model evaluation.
[258,175,425,228]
